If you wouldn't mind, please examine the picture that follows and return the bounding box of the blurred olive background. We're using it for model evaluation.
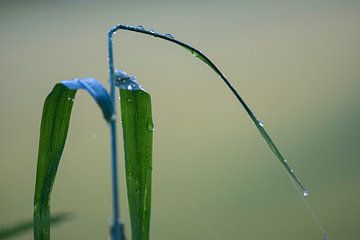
[1,0,359,239]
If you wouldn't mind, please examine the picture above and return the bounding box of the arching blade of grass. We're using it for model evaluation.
[61,79,114,121]
[0,213,71,240]
[34,78,113,240]
[115,71,153,240]
[109,25,307,194]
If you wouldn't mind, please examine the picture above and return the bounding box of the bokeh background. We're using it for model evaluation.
[1,0,359,239]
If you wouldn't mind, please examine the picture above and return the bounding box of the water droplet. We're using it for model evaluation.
[137,25,145,30]
[303,191,309,197]
[284,159,288,163]
[145,152,151,157]
[111,114,116,121]
[127,85,132,90]
[145,146,151,151]
[259,120,264,127]
[67,97,74,101]
[127,98,132,103]
[164,33,175,38]
[149,29,155,34]
[323,233,328,240]
[146,121,154,132]
[290,169,294,173]
[191,50,199,57]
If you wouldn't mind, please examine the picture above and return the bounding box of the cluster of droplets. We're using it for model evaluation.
[121,25,175,39]
[114,69,144,91]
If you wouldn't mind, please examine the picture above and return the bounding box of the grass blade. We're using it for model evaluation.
[61,78,113,121]
[115,71,153,240]
[109,25,307,193]
[34,79,113,240]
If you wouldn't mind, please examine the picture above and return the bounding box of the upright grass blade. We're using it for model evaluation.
[115,71,153,240]
[34,78,113,240]
[108,24,307,194]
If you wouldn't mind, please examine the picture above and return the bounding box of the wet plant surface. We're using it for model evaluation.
[1,1,360,240]
[33,23,328,240]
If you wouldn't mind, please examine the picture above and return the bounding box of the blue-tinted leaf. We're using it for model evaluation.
[61,78,113,121]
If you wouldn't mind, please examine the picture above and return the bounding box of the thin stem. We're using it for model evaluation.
[107,30,123,240]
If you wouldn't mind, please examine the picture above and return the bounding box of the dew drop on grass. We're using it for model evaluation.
[259,120,264,127]
[303,191,309,197]
[127,98,132,103]
[164,33,175,39]
[127,85,133,90]
[146,121,154,132]
[137,25,145,30]
[191,50,199,57]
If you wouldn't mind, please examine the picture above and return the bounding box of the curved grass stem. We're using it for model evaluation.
[108,24,307,194]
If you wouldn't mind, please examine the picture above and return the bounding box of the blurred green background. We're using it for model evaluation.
[1,0,359,239]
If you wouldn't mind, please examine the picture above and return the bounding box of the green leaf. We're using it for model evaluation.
[119,86,153,240]
[34,79,113,240]
[34,84,76,240]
